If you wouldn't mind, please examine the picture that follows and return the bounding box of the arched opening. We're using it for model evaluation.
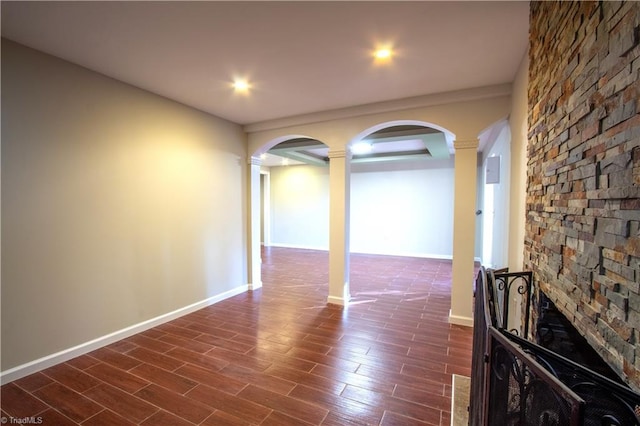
[347,121,456,257]
[249,135,330,291]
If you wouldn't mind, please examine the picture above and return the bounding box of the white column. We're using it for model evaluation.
[327,149,351,305]
[248,156,262,291]
[450,139,479,326]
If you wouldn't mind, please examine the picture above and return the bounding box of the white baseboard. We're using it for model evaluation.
[448,310,474,327]
[268,243,329,251]
[351,249,453,260]
[269,244,453,260]
[0,284,248,385]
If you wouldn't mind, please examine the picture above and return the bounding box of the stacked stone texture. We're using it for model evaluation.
[526,1,640,390]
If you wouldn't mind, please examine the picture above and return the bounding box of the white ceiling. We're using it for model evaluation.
[1,1,529,126]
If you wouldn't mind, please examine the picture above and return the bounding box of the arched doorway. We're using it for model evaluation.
[347,121,456,260]
[247,135,330,292]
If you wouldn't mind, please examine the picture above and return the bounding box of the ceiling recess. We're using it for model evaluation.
[265,126,451,167]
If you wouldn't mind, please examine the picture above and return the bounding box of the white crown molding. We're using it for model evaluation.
[248,156,262,166]
[243,83,512,133]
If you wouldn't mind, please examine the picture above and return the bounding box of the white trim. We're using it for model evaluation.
[268,243,329,251]
[327,295,349,306]
[260,170,271,247]
[268,245,454,260]
[351,249,453,260]
[248,281,263,291]
[448,310,474,327]
[0,284,248,385]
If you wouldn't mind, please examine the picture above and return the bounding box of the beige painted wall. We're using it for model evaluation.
[1,40,248,371]
[508,51,529,271]
[268,161,456,258]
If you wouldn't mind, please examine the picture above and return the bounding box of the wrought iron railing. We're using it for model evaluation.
[469,267,640,426]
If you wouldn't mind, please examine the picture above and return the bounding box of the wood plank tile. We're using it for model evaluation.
[380,409,437,425]
[289,384,383,425]
[201,410,253,426]
[185,322,238,340]
[13,372,53,392]
[248,349,316,373]
[311,364,394,395]
[397,364,450,388]
[155,323,202,340]
[135,384,213,424]
[264,364,344,395]
[206,346,272,371]
[221,364,296,396]
[83,383,159,423]
[124,334,175,353]
[285,347,361,373]
[186,384,272,424]
[341,384,442,425]
[165,346,228,371]
[261,410,316,426]
[174,363,247,395]
[66,354,101,370]
[105,340,138,354]
[195,333,255,353]
[87,348,142,371]
[0,383,49,418]
[0,250,472,426]
[127,347,186,372]
[82,409,136,426]
[140,410,195,426]
[393,384,451,411]
[237,384,328,424]
[34,409,77,426]
[322,410,382,426]
[41,362,101,393]
[33,382,103,423]
[129,363,198,395]
[138,328,167,340]
[85,362,150,393]
[158,333,214,354]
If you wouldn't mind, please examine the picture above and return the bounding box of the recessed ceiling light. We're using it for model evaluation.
[232,79,251,93]
[281,158,289,166]
[351,141,373,155]
[373,45,394,63]
[374,48,392,59]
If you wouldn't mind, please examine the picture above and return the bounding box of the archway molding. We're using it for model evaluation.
[246,91,512,317]
[250,133,326,158]
[348,119,455,149]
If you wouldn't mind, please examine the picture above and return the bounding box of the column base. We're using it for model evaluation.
[448,310,474,327]
[248,281,263,291]
[327,295,350,306]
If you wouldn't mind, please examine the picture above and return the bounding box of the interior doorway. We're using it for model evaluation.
[480,121,511,270]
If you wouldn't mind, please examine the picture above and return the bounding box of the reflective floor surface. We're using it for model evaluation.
[1,247,472,425]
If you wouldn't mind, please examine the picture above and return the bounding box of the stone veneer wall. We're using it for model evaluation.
[526,1,640,390]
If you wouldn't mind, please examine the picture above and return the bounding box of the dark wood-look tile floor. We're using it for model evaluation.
[1,248,473,425]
